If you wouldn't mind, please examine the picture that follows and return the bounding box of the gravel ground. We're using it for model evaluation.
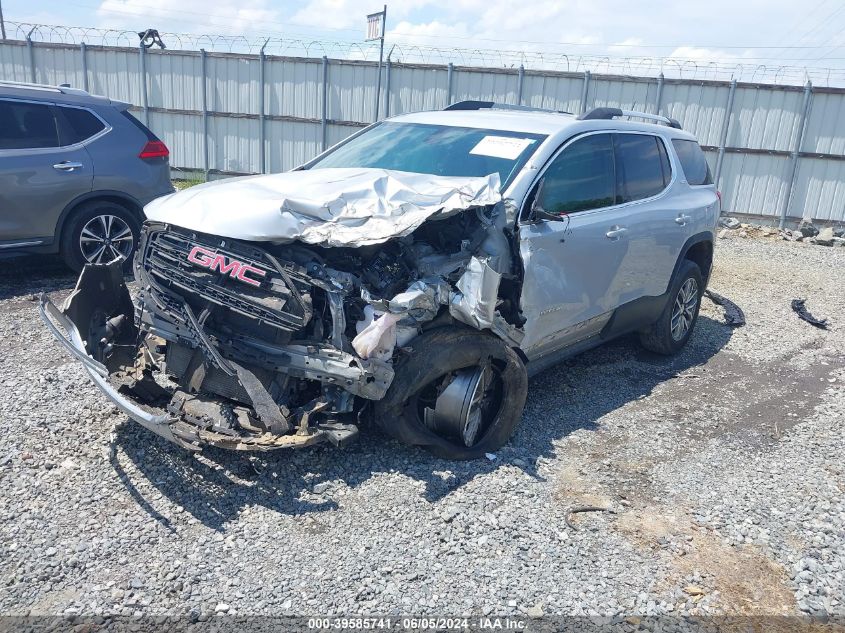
[0,236,843,622]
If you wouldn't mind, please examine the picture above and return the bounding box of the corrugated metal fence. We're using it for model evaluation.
[3,38,845,224]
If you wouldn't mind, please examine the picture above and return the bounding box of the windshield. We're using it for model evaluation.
[307,122,546,189]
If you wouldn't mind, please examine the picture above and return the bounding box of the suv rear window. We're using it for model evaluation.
[56,106,106,145]
[0,100,59,150]
[614,134,671,203]
[672,139,713,185]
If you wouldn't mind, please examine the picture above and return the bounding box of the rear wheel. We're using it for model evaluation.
[639,259,703,355]
[374,327,528,460]
[61,201,141,272]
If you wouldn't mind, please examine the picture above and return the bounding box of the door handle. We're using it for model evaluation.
[675,213,692,225]
[605,226,628,239]
[53,161,84,171]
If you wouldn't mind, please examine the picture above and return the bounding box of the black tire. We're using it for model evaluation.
[374,327,528,460]
[639,259,704,355]
[60,201,141,273]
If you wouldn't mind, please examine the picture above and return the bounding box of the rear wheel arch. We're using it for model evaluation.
[684,239,714,285]
[667,232,714,292]
[55,192,144,245]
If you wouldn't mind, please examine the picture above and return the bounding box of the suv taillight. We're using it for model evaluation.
[139,140,169,159]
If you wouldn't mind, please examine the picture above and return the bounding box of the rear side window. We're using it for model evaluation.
[672,139,713,185]
[537,133,615,214]
[121,110,160,141]
[56,106,106,145]
[0,100,59,150]
[614,134,670,203]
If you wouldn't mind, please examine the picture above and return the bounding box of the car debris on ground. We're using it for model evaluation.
[791,299,829,329]
[703,290,746,327]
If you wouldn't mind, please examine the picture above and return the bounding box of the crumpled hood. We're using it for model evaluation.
[144,168,502,247]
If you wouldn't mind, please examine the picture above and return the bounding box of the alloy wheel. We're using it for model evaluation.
[670,277,699,341]
[79,215,134,264]
[417,362,504,447]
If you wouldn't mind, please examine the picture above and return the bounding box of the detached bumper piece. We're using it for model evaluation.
[40,261,361,452]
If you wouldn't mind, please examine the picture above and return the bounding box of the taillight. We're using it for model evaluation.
[139,140,169,159]
[716,190,722,210]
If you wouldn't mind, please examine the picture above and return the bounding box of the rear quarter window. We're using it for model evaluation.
[56,106,106,145]
[672,139,713,185]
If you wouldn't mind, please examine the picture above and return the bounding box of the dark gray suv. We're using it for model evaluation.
[0,81,173,270]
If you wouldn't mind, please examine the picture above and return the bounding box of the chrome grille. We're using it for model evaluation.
[141,226,312,332]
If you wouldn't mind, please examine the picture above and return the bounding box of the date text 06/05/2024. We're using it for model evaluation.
[306,617,528,630]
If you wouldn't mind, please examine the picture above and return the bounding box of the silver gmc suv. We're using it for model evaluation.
[41,102,719,460]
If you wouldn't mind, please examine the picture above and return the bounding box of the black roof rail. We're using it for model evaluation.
[578,106,682,129]
[444,100,571,114]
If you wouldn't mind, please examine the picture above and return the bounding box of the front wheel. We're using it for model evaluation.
[61,201,141,273]
[639,259,704,355]
[374,327,528,460]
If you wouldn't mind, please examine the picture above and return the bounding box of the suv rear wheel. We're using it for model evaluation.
[639,259,703,355]
[374,327,528,460]
[61,201,141,272]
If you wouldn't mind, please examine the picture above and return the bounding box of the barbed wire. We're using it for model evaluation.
[5,21,845,87]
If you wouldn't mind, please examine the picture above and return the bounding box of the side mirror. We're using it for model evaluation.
[529,178,563,223]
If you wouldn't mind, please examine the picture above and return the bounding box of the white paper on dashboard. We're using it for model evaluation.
[469,135,534,160]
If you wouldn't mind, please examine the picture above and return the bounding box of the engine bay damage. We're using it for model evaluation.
[40,171,527,452]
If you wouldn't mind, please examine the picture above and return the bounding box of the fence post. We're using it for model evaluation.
[80,42,89,92]
[26,31,36,83]
[517,64,524,106]
[580,70,591,114]
[384,58,392,118]
[654,72,664,115]
[714,78,737,191]
[446,62,453,107]
[139,42,149,125]
[779,80,813,229]
[258,42,267,174]
[321,56,328,151]
[200,49,209,181]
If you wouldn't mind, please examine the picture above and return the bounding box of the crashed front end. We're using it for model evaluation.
[41,169,523,452]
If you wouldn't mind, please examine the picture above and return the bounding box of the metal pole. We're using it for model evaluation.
[654,72,664,115]
[580,70,591,114]
[321,56,328,151]
[517,64,524,106]
[26,28,36,83]
[139,43,149,125]
[80,42,89,92]
[446,62,453,107]
[1,0,7,40]
[714,78,737,189]
[373,4,386,122]
[200,49,209,181]
[384,57,392,118]
[779,80,813,229]
[258,40,268,174]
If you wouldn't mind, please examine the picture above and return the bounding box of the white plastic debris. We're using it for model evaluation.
[351,312,402,361]
[485,452,497,461]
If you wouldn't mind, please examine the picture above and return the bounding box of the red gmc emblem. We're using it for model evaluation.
[186,246,267,287]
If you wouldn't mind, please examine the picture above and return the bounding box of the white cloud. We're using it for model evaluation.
[95,0,281,35]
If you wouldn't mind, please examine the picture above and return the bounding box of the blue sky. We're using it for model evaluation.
[4,0,845,81]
